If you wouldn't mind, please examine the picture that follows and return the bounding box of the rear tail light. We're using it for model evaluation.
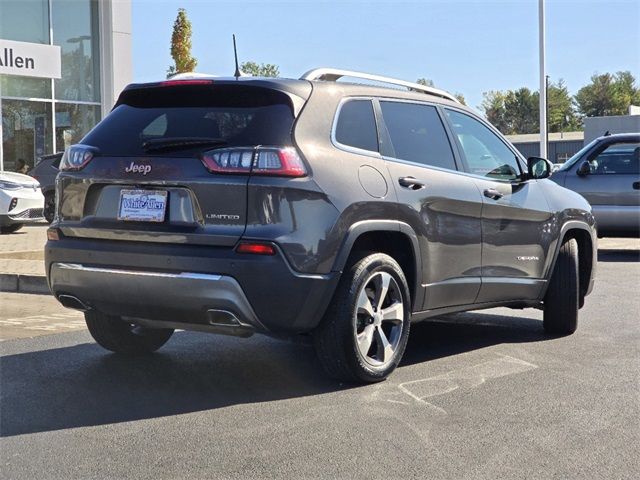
[59,145,97,171]
[235,242,276,255]
[201,147,307,177]
[47,228,60,241]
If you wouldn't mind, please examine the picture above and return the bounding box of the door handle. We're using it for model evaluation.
[398,176,425,190]
[633,181,640,190]
[483,188,504,200]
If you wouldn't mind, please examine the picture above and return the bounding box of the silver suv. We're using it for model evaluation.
[551,133,640,237]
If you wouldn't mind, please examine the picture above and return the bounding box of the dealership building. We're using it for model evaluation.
[0,0,132,172]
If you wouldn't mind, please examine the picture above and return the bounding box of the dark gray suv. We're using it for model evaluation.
[45,69,597,383]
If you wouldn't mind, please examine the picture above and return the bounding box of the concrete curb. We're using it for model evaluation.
[0,274,51,295]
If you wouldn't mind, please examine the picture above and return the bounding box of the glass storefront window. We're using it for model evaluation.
[0,0,50,44]
[1,100,53,171]
[55,103,100,151]
[0,76,52,99]
[0,0,103,172]
[53,0,101,103]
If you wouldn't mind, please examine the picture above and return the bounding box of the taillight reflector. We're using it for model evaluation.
[236,242,276,255]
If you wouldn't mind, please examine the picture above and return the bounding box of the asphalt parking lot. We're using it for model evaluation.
[1,241,638,479]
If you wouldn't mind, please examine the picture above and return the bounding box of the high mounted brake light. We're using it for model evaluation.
[159,79,214,87]
[201,147,307,177]
[59,145,97,171]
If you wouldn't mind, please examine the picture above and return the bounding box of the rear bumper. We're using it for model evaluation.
[45,235,339,335]
[50,263,264,336]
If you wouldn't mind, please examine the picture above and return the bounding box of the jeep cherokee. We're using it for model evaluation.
[45,68,597,383]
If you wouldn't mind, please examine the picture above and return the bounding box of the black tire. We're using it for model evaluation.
[314,253,411,383]
[44,192,55,223]
[0,224,23,234]
[85,310,174,354]
[543,238,579,335]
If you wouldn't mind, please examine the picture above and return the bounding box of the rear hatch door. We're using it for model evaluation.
[57,81,302,246]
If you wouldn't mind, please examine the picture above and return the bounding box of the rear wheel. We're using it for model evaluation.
[43,192,55,223]
[0,224,23,234]
[314,253,410,383]
[543,238,579,335]
[85,311,174,354]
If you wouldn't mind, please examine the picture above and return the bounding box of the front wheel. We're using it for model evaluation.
[314,253,411,383]
[85,311,174,354]
[0,223,23,234]
[543,238,579,335]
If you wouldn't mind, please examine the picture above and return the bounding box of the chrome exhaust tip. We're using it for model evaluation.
[57,294,91,312]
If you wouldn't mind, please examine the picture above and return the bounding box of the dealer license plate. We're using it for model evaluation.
[118,189,168,222]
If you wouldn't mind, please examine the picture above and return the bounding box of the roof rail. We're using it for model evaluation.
[300,68,460,103]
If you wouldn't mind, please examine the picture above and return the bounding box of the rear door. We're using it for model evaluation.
[564,140,640,234]
[378,100,484,310]
[443,108,553,303]
[57,82,300,246]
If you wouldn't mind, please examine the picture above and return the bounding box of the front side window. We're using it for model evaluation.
[587,142,640,175]
[335,100,379,152]
[446,109,522,181]
[380,101,457,170]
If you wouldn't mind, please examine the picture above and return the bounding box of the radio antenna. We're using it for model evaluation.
[233,34,241,78]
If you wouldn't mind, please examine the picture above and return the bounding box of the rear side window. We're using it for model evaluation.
[379,101,457,170]
[80,85,296,157]
[335,100,379,152]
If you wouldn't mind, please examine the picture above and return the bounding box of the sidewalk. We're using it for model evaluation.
[0,223,50,294]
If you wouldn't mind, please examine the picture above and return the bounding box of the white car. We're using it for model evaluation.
[0,171,45,234]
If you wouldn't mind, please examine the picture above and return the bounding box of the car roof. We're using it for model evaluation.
[594,132,640,143]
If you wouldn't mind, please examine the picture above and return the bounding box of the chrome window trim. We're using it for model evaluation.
[381,155,463,176]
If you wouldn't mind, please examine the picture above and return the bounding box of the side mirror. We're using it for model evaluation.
[527,156,552,179]
[576,160,591,176]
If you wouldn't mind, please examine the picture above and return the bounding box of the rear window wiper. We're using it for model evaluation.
[142,137,228,152]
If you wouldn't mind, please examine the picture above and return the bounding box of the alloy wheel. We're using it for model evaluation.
[354,271,404,367]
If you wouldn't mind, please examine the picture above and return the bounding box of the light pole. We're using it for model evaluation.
[539,0,548,159]
[546,74,550,158]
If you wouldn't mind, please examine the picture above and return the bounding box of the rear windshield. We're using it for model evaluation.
[80,85,296,156]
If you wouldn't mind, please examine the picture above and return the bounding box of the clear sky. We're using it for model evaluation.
[132,0,640,112]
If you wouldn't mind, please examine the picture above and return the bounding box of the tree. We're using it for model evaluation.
[167,8,197,78]
[453,93,467,105]
[574,71,640,118]
[240,61,279,77]
[481,90,509,133]
[481,88,539,135]
[416,78,434,87]
[547,79,580,132]
[502,87,539,134]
